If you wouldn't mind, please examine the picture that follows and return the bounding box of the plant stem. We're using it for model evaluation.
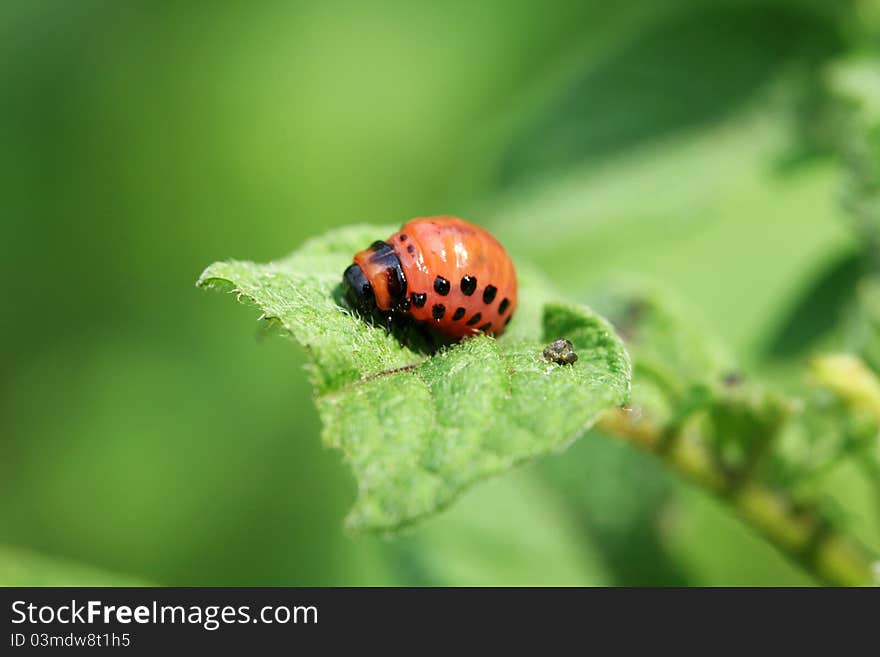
[597,408,878,587]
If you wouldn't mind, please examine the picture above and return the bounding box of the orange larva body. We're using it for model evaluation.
[344,216,517,339]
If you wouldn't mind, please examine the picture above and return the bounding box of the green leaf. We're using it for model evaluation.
[198,225,631,532]
[498,1,843,187]
[760,250,864,360]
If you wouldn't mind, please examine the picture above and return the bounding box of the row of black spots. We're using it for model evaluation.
[482,290,511,318]
[455,275,510,316]
[427,304,492,332]
[397,233,416,255]
[398,233,416,255]
[411,278,507,332]
[431,303,492,331]
[481,285,512,318]
[458,276,495,305]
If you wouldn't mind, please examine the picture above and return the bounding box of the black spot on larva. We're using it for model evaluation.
[460,275,477,296]
[482,285,497,304]
[370,240,387,251]
[478,322,493,332]
[466,312,482,326]
[452,307,466,321]
[434,276,450,296]
[504,315,512,326]
[498,298,510,314]
[432,304,446,320]
[399,234,408,241]
[399,297,411,312]
[406,244,415,254]
[411,292,427,308]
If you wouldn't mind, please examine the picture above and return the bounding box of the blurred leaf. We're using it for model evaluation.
[596,282,735,392]
[391,470,613,585]
[539,430,690,585]
[661,485,814,586]
[825,55,880,247]
[595,283,738,451]
[499,2,843,186]
[0,545,148,586]
[852,276,880,371]
[761,250,864,359]
[198,225,630,532]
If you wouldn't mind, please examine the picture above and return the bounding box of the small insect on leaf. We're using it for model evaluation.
[543,338,578,365]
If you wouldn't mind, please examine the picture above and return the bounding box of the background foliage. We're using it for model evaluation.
[2,0,879,585]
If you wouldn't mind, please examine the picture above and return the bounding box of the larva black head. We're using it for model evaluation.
[343,263,376,314]
[365,241,407,306]
[346,239,408,315]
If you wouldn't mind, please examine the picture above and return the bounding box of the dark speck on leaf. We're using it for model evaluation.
[615,297,649,341]
[543,338,578,366]
[722,371,743,387]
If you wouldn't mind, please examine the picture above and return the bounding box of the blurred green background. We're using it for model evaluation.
[2,0,879,586]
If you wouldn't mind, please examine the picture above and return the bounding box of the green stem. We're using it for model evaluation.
[597,408,878,587]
